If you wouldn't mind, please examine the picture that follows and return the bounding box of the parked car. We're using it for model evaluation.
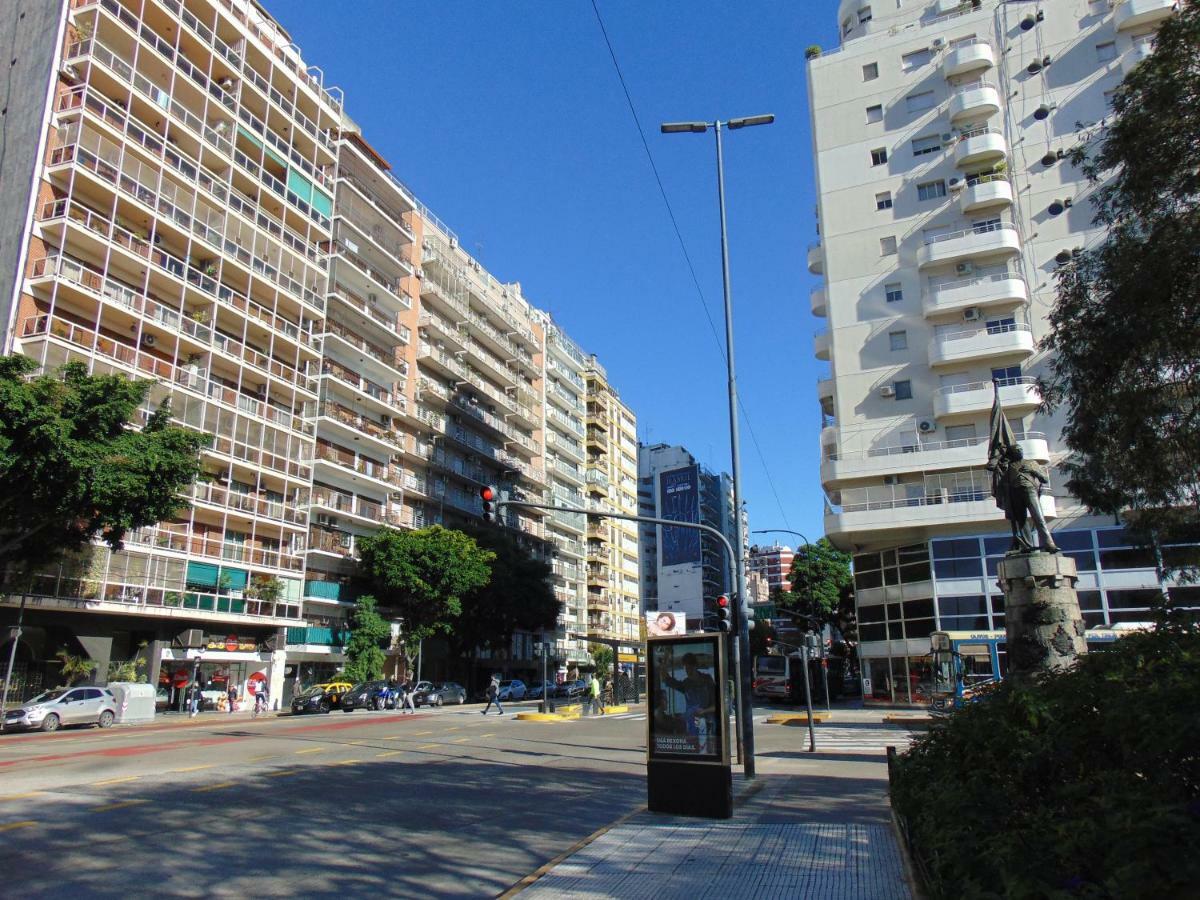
[314,680,353,708]
[497,679,526,701]
[4,687,117,732]
[414,682,467,707]
[525,681,556,701]
[556,679,587,699]
[340,680,392,712]
[291,685,335,714]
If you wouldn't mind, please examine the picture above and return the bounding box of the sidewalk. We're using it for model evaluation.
[514,725,914,899]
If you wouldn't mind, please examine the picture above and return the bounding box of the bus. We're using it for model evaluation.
[928,624,1151,711]
[752,653,845,705]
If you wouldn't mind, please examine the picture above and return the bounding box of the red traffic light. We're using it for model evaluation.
[480,486,495,502]
[716,595,729,608]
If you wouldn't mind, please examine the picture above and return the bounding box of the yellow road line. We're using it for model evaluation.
[191,782,236,793]
[348,740,368,745]
[247,753,278,761]
[414,731,433,736]
[93,776,139,786]
[265,769,299,778]
[416,743,437,750]
[329,759,361,767]
[451,737,469,744]
[481,733,495,738]
[294,747,324,754]
[91,799,147,813]
[0,792,44,802]
[375,750,403,758]
[0,820,36,832]
[171,764,215,773]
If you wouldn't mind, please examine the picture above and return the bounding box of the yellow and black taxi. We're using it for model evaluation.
[290,680,353,714]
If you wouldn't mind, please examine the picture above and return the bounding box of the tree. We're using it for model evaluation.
[0,357,209,573]
[355,526,494,671]
[341,595,390,684]
[591,644,614,673]
[783,539,853,625]
[54,649,95,686]
[449,524,559,660]
[1042,7,1200,562]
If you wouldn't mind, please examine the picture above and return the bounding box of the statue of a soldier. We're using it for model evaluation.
[988,443,1059,553]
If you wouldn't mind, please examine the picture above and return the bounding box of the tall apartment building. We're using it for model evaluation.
[809,0,1188,703]
[584,361,641,650]
[748,544,794,595]
[638,443,736,628]
[0,0,630,702]
[0,0,342,702]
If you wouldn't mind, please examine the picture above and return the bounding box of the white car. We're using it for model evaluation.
[4,687,118,732]
[497,679,526,701]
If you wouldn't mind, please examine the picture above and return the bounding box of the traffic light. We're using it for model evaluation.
[716,594,731,633]
[480,485,497,523]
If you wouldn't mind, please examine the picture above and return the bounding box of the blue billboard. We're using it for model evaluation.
[660,465,701,567]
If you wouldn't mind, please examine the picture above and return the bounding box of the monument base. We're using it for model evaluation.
[996,551,1087,679]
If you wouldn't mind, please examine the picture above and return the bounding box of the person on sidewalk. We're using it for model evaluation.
[402,679,416,714]
[481,675,503,715]
[226,684,238,714]
[588,673,602,716]
[188,683,200,717]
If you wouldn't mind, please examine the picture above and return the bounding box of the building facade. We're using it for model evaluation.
[0,0,632,704]
[808,0,1187,703]
[748,544,795,596]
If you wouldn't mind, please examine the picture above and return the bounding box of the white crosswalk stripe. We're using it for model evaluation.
[768,724,921,754]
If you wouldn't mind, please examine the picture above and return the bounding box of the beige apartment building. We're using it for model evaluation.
[809,0,1187,703]
[0,0,633,703]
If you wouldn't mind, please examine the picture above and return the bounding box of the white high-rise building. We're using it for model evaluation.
[808,0,1187,703]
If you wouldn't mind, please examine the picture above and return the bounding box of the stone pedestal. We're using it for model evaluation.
[996,552,1087,680]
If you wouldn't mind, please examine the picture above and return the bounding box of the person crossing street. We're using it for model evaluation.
[481,674,503,715]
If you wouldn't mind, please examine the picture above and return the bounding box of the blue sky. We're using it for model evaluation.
[269,1,842,546]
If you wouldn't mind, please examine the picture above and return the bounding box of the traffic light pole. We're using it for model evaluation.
[498,498,757,778]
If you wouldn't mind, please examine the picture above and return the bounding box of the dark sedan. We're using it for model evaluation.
[340,680,392,712]
[291,686,334,714]
[556,679,587,699]
[414,682,467,707]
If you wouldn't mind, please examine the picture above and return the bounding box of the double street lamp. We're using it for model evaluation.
[662,113,773,779]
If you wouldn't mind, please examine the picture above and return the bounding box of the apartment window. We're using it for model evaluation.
[871,147,889,166]
[986,315,1017,334]
[842,17,854,36]
[863,62,879,81]
[917,180,947,202]
[885,282,903,304]
[875,191,893,210]
[894,380,913,401]
[992,365,1022,382]
[906,91,936,114]
[911,135,942,157]
[1095,41,1118,64]
[949,34,978,48]
[858,6,873,24]
[902,48,932,72]
[889,330,908,351]
[866,104,884,124]
[880,236,898,256]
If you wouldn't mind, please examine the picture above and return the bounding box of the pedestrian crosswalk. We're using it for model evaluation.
[777,724,921,755]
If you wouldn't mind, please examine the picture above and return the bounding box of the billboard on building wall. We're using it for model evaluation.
[646,611,687,637]
[659,465,701,567]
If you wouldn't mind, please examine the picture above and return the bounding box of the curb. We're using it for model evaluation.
[883,714,934,726]
[765,711,833,725]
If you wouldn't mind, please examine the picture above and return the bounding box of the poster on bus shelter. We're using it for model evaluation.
[647,635,726,762]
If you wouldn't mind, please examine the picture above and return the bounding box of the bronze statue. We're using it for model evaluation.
[986,381,1058,553]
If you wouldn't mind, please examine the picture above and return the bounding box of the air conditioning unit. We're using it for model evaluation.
[931,37,945,50]
[140,333,156,347]
[918,420,937,433]
[948,177,964,191]
[880,385,897,398]
[963,307,981,321]
[955,262,974,276]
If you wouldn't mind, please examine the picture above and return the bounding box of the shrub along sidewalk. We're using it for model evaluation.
[890,624,1200,898]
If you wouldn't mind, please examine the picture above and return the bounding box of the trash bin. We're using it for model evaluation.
[109,682,156,724]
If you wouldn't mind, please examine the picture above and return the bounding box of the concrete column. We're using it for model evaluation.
[74,632,113,687]
[996,552,1086,680]
[145,639,165,693]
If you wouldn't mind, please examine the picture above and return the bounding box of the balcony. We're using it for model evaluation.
[285,626,349,649]
[922,272,1028,318]
[814,330,831,361]
[817,376,835,406]
[958,174,1013,213]
[810,284,827,317]
[933,376,1041,420]
[942,40,995,78]
[929,322,1034,367]
[821,431,1048,486]
[1115,0,1175,31]
[954,127,1007,169]
[807,240,824,275]
[917,222,1021,269]
[948,80,1000,124]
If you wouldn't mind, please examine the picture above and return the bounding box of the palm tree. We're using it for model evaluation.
[55,649,96,686]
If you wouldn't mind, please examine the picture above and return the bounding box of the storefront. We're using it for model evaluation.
[159,633,273,712]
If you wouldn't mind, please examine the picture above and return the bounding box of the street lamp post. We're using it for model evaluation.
[663,114,774,780]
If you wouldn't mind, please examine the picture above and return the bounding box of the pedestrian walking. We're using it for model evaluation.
[402,678,416,714]
[588,673,602,716]
[227,684,238,714]
[481,674,503,715]
[188,683,200,717]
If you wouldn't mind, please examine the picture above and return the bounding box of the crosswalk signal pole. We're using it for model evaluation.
[801,640,817,753]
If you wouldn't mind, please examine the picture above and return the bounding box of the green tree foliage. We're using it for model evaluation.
[341,595,390,684]
[355,525,494,665]
[591,644,614,673]
[783,539,852,624]
[0,357,208,572]
[450,524,559,657]
[891,624,1200,897]
[54,649,95,686]
[1043,7,1200,558]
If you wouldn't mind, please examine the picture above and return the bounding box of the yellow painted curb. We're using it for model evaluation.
[601,705,629,714]
[766,711,833,725]
[516,711,572,722]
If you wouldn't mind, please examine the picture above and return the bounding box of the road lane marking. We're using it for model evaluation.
[480,733,495,738]
[416,744,437,750]
[266,769,299,778]
[171,764,215,773]
[330,759,361,766]
[375,750,403,758]
[414,731,433,736]
[248,753,278,761]
[0,820,37,832]
[0,792,44,802]
[295,747,324,754]
[348,740,368,745]
[191,782,236,793]
[451,737,469,743]
[91,799,147,813]
[93,776,139,786]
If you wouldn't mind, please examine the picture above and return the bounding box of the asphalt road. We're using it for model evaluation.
[0,703,911,897]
